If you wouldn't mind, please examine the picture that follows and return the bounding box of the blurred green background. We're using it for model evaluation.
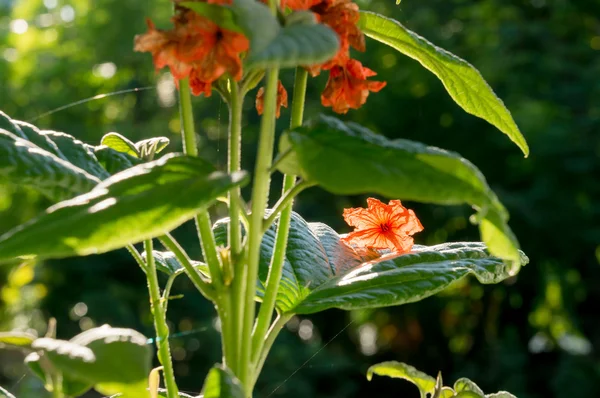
[1,0,599,396]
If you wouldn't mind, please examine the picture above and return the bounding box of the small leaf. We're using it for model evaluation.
[143,250,209,277]
[180,2,242,32]
[0,111,26,139]
[367,361,436,398]
[214,212,528,314]
[0,130,101,202]
[156,389,196,398]
[279,115,521,263]
[42,130,111,179]
[101,132,140,158]
[32,326,152,398]
[358,12,529,157]
[0,154,248,261]
[486,393,517,398]
[246,16,340,69]
[454,378,485,396]
[0,385,16,398]
[0,331,37,348]
[231,0,280,56]
[136,137,170,160]
[12,120,66,159]
[24,352,93,397]
[200,365,244,398]
[94,145,143,174]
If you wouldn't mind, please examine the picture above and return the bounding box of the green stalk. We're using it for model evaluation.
[144,239,179,398]
[251,313,293,387]
[178,78,224,288]
[239,68,280,392]
[228,80,245,372]
[262,180,314,233]
[251,68,308,365]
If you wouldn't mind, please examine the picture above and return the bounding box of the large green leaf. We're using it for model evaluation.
[0,154,248,261]
[367,361,436,398]
[12,120,66,159]
[246,12,340,69]
[0,111,26,139]
[41,130,110,179]
[454,378,485,396]
[278,115,521,264]
[25,352,93,397]
[214,212,528,314]
[0,129,101,201]
[358,12,529,157]
[94,145,143,174]
[31,325,151,398]
[180,2,242,33]
[200,365,244,398]
[231,0,280,56]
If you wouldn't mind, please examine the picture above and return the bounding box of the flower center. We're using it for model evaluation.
[380,223,390,232]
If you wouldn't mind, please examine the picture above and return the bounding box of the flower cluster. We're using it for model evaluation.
[342,198,423,254]
[286,0,386,113]
[134,1,249,97]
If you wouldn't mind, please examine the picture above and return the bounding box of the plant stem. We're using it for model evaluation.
[158,234,215,300]
[51,373,64,398]
[144,239,179,398]
[178,77,224,288]
[262,180,314,233]
[239,68,280,392]
[251,68,309,365]
[251,313,293,388]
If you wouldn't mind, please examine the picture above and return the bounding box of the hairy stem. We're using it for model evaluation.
[144,239,179,398]
[239,68,280,392]
[252,313,293,388]
[251,68,309,366]
[178,77,224,288]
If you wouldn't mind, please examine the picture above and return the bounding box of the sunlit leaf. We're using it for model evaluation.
[358,12,529,157]
[136,137,170,160]
[367,361,436,398]
[94,145,142,174]
[143,250,209,277]
[24,352,93,397]
[12,120,65,159]
[0,331,37,348]
[0,129,101,202]
[214,212,528,313]
[100,132,139,158]
[278,115,522,264]
[0,154,248,261]
[0,111,26,139]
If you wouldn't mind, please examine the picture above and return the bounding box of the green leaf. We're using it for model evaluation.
[486,393,517,398]
[214,212,528,314]
[454,378,485,396]
[246,14,340,69]
[94,145,143,174]
[0,111,27,139]
[42,130,111,179]
[135,137,170,160]
[24,352,94,397]
[12,120,66,159]
[156,389,196,398]
[358,12,529,157]
[0,154,248,261]
[200,365,244,398]
[100,132,140,158]
[367,361,436,398]
[0,331,37,348]
[0,129,101,202]
[180,2,242,33]
[32,326,151,398]
[278,115,522,264]
[143,250,209,277]
[0,386,16,398]
[231,0,280,56]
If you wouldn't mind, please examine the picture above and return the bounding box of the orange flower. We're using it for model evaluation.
[284,0,321,10]
[321,59,386,114]
[342,198,423,254]
[256,80,289,118]
[134,8,248,97]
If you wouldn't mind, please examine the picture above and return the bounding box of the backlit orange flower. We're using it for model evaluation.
[342,198,423,254]
[283,0,321,9]
[321,59,386,114]
[256,80,288,118]
[134,7,248,96]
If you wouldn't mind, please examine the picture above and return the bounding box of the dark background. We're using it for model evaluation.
[1,0,599,396]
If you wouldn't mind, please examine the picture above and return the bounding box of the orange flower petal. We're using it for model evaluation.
[341,198,423,254]
[256,80,288,118]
